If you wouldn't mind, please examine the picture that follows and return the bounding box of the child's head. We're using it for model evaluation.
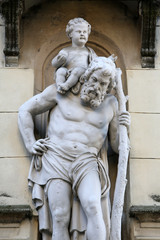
[66,18,91,40]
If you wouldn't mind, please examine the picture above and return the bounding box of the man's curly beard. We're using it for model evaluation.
[80,82,105,108]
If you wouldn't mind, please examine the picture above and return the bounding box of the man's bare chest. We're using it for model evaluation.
[57,96,114,129]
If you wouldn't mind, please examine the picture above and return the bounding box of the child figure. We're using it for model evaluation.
[51,18,96,94]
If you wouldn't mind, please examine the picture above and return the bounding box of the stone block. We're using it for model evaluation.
[130,113,160,159]
[130,158,160,206]
[0,218,38,240]
[0,220,30,240]
[0,69,34,112]
[0,113,29,157]
[0,157,33,206]
[127,70,160,113]
[130,219,160,240]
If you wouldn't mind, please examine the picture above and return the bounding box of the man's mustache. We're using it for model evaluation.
[83,85,101,99]
[80,82,105,109]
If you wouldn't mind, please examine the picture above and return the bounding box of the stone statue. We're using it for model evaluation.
[52,18,96,94]
[18,18,130,240]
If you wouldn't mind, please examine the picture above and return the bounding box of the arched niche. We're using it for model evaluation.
[34,30,127,95]
[33,30,127,203]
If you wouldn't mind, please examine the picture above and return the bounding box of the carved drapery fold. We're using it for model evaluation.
[141,0,160,68]
[0,0,24,66]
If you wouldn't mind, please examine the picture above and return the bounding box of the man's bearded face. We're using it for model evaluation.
[80,69,111,108]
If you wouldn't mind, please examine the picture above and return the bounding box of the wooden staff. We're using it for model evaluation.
[110,68,130,240]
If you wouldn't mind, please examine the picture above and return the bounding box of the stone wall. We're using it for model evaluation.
[126,16,160,239]
[0,8,38,240]
[0,1,160,239]
[0,67,38,239]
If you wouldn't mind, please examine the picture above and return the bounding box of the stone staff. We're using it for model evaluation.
[110,68,130,240]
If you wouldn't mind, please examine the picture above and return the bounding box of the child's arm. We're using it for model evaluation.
[51,49,68,68]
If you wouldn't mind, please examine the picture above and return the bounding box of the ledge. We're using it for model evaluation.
[0,205,33,223]
[129,205,160,222]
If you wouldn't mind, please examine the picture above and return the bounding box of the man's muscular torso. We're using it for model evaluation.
[47,88,118,153]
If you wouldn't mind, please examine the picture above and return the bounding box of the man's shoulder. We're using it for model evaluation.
[103,94,118,110]
[104,94,117,103]
[41,84,57,102]
[19,84,57,114]
[42,83,56,93]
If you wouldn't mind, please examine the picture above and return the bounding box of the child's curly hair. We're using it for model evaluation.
[66,18,91,39]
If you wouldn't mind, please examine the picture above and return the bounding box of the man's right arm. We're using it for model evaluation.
[18,84,57,154]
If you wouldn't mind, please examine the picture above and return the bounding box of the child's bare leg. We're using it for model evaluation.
[55,67,67,94]
[60,67,85,92]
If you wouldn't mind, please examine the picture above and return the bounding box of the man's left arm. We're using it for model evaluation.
[109,97,130,154]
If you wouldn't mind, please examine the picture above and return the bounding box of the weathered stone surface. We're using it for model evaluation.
[1,0,24,66]
[0,69,34,112]
[0,205,32,223]
[130,113,160,158]
[0,157,32,205]
[0,26,5,67]
[0,218,38,240]
[127,70,160,113]
[130,205,160,222]
[130,218,160,240]
[20,1,141,70]
[0,113,29,157]
[155,17,160,68]
[140,0,160,68]
[130,158,160,206]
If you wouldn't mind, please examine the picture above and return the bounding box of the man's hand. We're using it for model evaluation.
[119,111,131,130]
[31,138,49,156]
